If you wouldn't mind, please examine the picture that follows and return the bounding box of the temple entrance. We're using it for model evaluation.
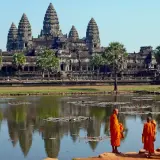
[61,63,65,71]
[1,66,15,76]
[25,42,28,48]
[29,66,34,71]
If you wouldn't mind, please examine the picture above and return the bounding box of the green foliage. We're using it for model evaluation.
[0,109,3,121]
[12,53,26,68]
[154,46,160,64]
[103,42,128,91]
[36,49,59,72]
[37,96,59,119]
[90,54,105,70]
[90,108,106,120]
[10,106,27,123]
[0,56,2,69]
[0,56,2,65]
[103,42,128,71]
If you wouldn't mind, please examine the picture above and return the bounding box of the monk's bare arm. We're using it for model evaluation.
[142,124,146,143]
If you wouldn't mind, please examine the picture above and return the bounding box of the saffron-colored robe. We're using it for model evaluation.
[142,122,155,153]
[110,113,124,147]
[151,120,156,141]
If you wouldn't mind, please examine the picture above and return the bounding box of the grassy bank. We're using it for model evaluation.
[0,85,160,96]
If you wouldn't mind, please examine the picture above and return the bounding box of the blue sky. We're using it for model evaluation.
[1,0,160,52]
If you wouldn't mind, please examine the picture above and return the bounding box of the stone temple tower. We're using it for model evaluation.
[7,23,18,51]
[43,3,60,37]
[68,25,79,40]
[86,18,100,51]
[17,13,32,50]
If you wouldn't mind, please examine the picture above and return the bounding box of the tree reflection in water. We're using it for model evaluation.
[0,109,3,132]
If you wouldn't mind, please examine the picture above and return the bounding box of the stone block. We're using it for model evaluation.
[99,152,117,158]
[139,149,146,154]
[43,158,58,160]
[156,148,160,152]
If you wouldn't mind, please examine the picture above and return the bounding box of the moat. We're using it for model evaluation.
[0,94,160,160]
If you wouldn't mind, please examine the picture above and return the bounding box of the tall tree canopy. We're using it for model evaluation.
[154,46,160,64]
[90,54,105,72]
[0,56,2,70]
[103,42,128,91]
[12,53,26,69]
[36,49,59,78]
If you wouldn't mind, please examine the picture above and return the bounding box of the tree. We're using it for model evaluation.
[154,46,160,64]
[0,56,2,71]
[36,49,59,79]
[76,49,81,72]
[12,53,26,76]
[103,42,128,92]
[90,54,105,73]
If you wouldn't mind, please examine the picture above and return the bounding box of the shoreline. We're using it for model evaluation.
[73,151,160,160]
[0,91,160,97]
[0,91,122,97]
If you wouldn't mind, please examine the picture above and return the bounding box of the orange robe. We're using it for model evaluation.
[110,113,124,147]
[142,122,155,153]
[151,120,156,141]
[119,123,124,139]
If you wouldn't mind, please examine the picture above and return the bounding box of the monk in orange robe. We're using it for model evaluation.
[142,117,156,158]
[110,109,124,154]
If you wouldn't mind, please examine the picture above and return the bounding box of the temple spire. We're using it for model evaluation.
[68,25,79,40]
[18,13,32,50]
[43,3,60,37]
[7,22,18,51]
[86,18,100,50]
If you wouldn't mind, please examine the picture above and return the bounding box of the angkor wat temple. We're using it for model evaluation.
[0,3,158,78]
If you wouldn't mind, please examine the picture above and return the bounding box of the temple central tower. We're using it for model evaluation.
[86,18,100,51]
[42,3,60,37]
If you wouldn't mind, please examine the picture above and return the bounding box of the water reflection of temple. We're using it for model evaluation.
[2,95,159,158]
[87,118,101,151]
[1,96,111,158]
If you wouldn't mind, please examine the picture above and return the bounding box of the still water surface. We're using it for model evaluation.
[0,95,160,160]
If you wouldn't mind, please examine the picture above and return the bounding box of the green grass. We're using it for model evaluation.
[0,85,159,95]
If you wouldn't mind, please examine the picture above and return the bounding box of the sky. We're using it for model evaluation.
[1,0,160,52]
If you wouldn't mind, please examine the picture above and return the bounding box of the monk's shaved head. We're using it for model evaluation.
[147,117,151,122]
[113,108,119,115]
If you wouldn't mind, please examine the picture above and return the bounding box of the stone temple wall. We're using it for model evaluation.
[2,3,158,78]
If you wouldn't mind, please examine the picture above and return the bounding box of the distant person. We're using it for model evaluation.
[142,117,156,158]
[110,109,124,154]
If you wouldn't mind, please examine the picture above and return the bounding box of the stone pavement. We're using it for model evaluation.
[74,152,160,160]
[43,151,160,160]
[43,158,58,160]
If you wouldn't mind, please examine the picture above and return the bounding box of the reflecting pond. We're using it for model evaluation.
[0,94,160,160]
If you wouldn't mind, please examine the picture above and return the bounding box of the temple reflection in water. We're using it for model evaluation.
[0,95,160,158]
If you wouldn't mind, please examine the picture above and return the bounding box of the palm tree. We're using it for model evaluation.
[154,46,160,64]
[36,49,59,79]
[154,46,160,72]
[103,42,128,92]
[76,49,81,72]
[12,53,26,77]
